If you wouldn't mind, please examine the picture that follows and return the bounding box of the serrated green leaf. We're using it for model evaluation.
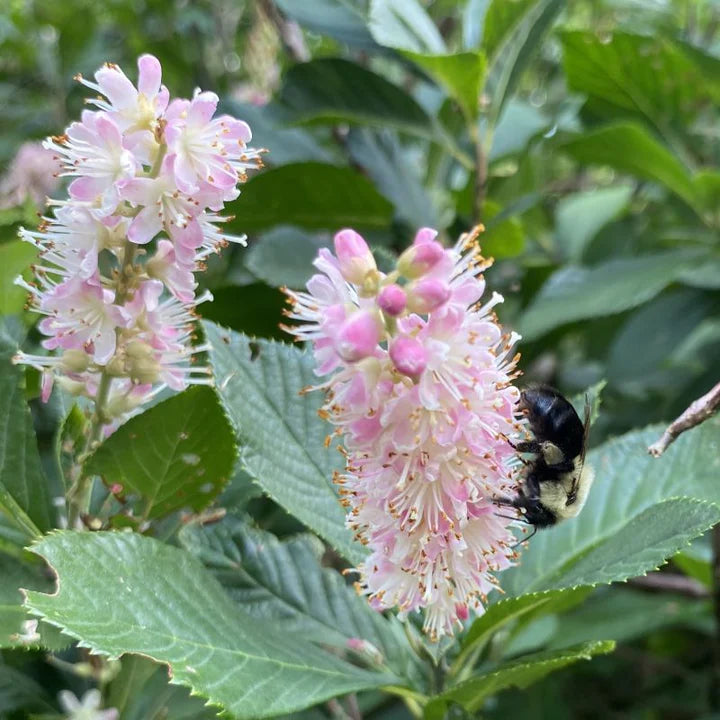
[203,323,365,566]
[179,515,424,686]
[281,58,432,136]
[85,386,236,520]
[26,532,398,719]
[484,0,564,124]
[560,122,697,207]
[0,325,52,535]
[0,240,35,315]
[403,51,486,122]
[502,420,720,596]
[425,641,614,719]
[518,249,707,341]
[368,0,446,54]
[555,185,634,262]
[229,163,394,232]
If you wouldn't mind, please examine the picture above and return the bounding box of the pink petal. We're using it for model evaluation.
[137,54,162,97]
[128,205,163,244]
[119,177,158,205]
[188,91,218,125]
[95,66,137,108]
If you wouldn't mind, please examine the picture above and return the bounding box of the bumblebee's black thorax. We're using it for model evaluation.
[520,385,584,461]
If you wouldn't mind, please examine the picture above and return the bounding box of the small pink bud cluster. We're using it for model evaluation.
[284,227,523,639]
[14,55,263,422]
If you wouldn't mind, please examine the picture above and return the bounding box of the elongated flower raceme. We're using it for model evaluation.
[284,227,523,639]
[14,54,264,424]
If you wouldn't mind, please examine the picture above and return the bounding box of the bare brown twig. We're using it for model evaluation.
[648,380,720,457]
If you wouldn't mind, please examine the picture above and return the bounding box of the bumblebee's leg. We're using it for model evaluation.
[545,458,575,473]
[513,440,543,454]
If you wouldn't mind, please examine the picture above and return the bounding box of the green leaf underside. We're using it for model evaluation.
[203,323,366,566]
[26,532,397,719]
[0,325,52,535]
[518,248,707,340]
[425,641,614,719]
[503,420,720,597]
[179,516,423,685]
[229,163,394,232]
[85,386,236,520]
[281,58,431,134]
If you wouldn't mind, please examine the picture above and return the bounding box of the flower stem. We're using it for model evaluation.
[67,371,113,528]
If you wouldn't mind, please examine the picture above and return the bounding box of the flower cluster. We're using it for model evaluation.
[284,227,523,639]
[14,55,263,423]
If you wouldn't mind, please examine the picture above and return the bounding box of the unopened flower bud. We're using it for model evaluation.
[125,340,160,384]
[106,391,146,418]
[346,637,384,666]
[334,229,376,284]
[60,349,90,373]
[406,278,451,314]
[335,309,382,363]
[414,227,439,245]
[389,336,427,379]
[397,239,444,279]
[377,284,407,316]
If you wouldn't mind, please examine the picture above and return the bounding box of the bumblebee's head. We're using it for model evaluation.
[513,496,558,528]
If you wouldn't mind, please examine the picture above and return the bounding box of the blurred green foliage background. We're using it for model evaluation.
[3,0,720,717]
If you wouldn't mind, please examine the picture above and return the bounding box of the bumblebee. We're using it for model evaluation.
[500,385,594,530]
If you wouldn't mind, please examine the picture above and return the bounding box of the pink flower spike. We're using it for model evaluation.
[333,229,376,284]
[390,336,427,379]
[406,278,451,314]
[334,310,382,363]
[284,226,522,640]
[397,239,445,279]
[378,284,407,316]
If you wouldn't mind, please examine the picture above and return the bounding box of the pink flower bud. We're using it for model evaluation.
[335,310,381,363]
[377,284,407,316]
[455,603,470,622]
[406,278,451,314]
[389,337,427,379]
[414,227,439,245]
[397,239,445,279]
[334,229,376,284]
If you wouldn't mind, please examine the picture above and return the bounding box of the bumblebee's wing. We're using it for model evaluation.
[579,395,592,466]
[568,396,592,505]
